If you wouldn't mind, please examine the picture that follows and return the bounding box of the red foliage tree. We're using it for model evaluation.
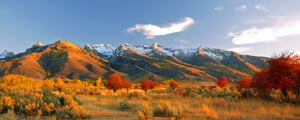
[122,80,132,93]
[105,73,123,93]
[169,80,178,89]
[238,77,251,88]
[153,81,161,88]
[216,77,229,88]
[296,71,300,98]
[140,79,154,93]
[251,54,300,99]
[238,77,253,98]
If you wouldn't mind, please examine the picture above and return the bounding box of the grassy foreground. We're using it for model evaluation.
[0,75,299,119]
[77,89,300,120]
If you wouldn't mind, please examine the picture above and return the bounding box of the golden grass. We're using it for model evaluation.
[1,75,299,119]
[77,91,300,120]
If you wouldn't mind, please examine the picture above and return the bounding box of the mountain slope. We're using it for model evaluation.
[0,41,269,82]
[87,42,269,81]
[0,41,126,80]
[109,44,217,81]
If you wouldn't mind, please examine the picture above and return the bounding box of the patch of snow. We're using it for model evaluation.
[0,50,8,59]
[93,43,115,59]
[157,47,174,56]
[202,47,229,61]
[91,42,236,61]
[123,43,152,54]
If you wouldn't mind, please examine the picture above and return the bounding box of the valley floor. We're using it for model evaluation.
[77,91,300,120]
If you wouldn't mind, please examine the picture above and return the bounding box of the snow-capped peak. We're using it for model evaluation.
[0,50,8,59]
[91,43,115,59]
[121,43,152,54]
[0,50,14,59]
[88,42,240,61]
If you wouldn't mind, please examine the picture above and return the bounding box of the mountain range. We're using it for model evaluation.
[0,40,269,82]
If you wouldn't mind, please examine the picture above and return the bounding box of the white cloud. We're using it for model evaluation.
[255,4,269,12]
[227,47,252,53]
[127,17,195,39]
[235,5,247,11]
[214,6,224,11]
[229,20,300,45]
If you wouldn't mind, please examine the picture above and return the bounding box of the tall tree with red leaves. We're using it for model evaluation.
[217,77,229,88]
[238,77,251,88]
[252,53,300,100]
[296,71,300,99]
[122,80,132,93]
[105,73,123,93]
[140,79,154,93]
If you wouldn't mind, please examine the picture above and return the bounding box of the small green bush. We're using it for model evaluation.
[128,91,141,99]
[56,95,89,119]
[120,99,130,111]
[153,101,183,119]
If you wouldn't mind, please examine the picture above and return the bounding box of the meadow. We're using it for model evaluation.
[0,74,299,120]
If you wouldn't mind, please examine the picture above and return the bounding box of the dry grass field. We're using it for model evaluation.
[0,75,300,120]
[77,88,300,120]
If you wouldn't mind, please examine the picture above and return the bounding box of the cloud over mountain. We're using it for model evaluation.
[228,20,300,45]
[227,47,252,53]
[127,17,195,39]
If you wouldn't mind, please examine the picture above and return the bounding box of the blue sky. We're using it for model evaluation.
[0,0,300,57]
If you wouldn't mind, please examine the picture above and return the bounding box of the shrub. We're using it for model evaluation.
[42,103,55,115]
[120,99,130,111]
[105,73,124,93]
[95,77,102,87]
[153,101,183,119]
[170,81,178,89]
[122,80,132,93]
[201,104,218,119]
[42,87,58,104]
[252,53,300,100]
[153,81,161,88]
[238,77,251,88]
[216,77,229,88]
[174,87,198,97]
[140,79,154,93]
[237,77,254,98]
[25,103,40,116]
[56,95,89,119]
[138,103,153,120]
[0,96,15,113]
[128,91,141,99]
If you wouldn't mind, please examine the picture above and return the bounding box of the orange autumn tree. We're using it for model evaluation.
[122,80,133,93]
[105,73,124,93]
[216,77,229,88]
[169,80,178,89]
[140,79,154,93]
